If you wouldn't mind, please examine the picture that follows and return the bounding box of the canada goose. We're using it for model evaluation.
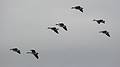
[99,30,110,37]
[93,19,105,24]
[48,27,59,34]
[10,48,21,54]
[26,49,39,59]
[71,6,83,13]
[56,23,67,31]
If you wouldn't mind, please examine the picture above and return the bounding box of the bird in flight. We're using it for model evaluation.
[26,49,39,59]
[93,19,105,24]
[71,6,83,13]
[56,22,67,31]
[10,48,21,54]
[99,30,110,37]
[48,27,59,34]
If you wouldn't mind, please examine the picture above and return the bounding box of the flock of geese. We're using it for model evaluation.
[10,48,39,59]
[10,4,111,59]
[48,6,110,37]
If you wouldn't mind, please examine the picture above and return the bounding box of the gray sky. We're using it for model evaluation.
[0,0,120,67]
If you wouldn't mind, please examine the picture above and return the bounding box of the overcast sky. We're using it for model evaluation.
[0,0,120,67]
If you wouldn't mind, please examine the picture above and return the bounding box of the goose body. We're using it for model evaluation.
[10,48,21,54]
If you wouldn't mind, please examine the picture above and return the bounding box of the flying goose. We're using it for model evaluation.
[99,30,110,37]
[93,19,105,24]
[71,6,83,13]
[10,48,21,54]
[48,27,59,34]
[26,49,39,59]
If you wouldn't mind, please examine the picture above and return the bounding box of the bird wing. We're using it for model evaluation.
[99,20,105,24]
[80,9,83,12]
[34,54,39,59]
[17,50,21,54]
[102,21,105,24]
[53,30,59,34]
[105,33,110,37]
[63,26,67,31]
[97,21,101,24]
[11,48,17,50]
[31,50,36,53]
[59,23,64,26]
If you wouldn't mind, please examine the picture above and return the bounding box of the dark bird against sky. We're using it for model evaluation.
[10,48,21,54]
[56,22,68,31]
[99,30,110,37]
[26,49,39,59]
[93,19,105,24]
[48,27,59,34]
[71,6,83,13]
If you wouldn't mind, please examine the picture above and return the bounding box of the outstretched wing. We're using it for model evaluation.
[105,33,110,37]
[10,48,17,50]
[80,9,83,12]
[34,54,39,59]
[98,20,105,24]
[102,21,105,24]
[63,26,67,31]
[53,30,59,34]
[17,50,21,54]
[31,50,36,53]
[97,21,101,24]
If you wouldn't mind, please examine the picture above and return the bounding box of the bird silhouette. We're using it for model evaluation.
[71,6,83,13]
[26,49,39,59]
[10,48,21,54]
[56,22,67,31]
[48,27,59,34]
[93,19,105,24]
[99,30,110,37]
